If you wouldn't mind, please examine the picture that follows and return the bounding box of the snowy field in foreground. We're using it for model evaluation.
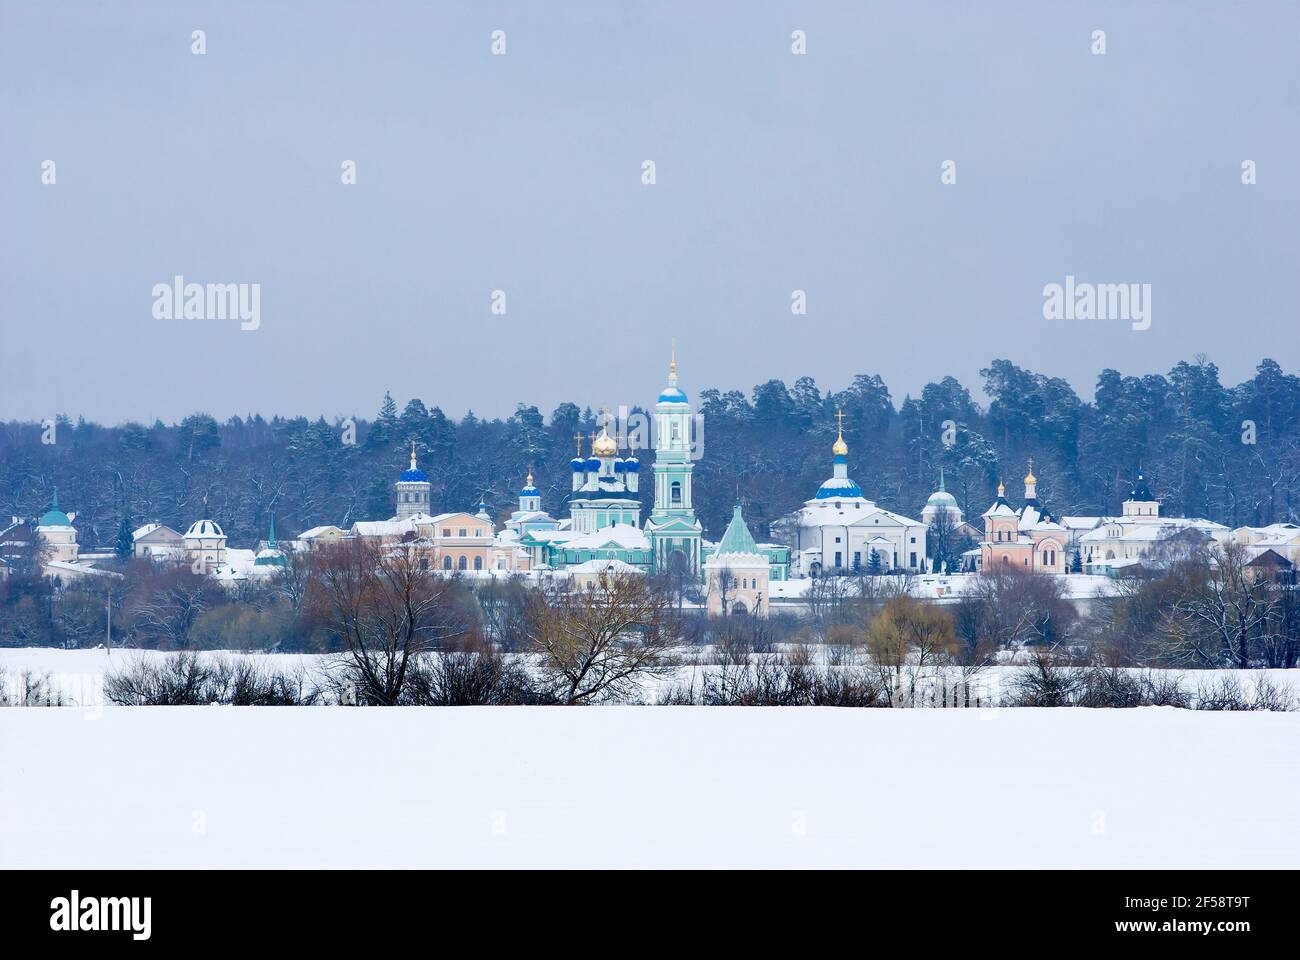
[3,696,1299,868]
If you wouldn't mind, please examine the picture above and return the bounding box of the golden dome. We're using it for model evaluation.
[997,480,1006,497]
[832,407,848,455]
[1024,458,1036,485]
[592,426,619,457]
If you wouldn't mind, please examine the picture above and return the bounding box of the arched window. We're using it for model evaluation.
[442,556,452,570]
[474,556,483,570]
[458,555,468,570]
[671,481,682,506]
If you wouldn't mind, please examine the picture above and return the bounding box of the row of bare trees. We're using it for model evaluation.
[304,539,680,705]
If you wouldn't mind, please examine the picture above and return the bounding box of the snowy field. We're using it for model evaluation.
[2,650,1299,868]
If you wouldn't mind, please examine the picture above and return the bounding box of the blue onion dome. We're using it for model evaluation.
[399,440,428,482]
[623,456,639,472]
[585,456,601,471]
[613,458,626,473]
[658,385,688,403]
[815,477,864,499]
[570,457,585,472]
[520,469,539,496]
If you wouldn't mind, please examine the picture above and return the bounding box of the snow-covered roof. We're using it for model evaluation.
[566,558,645,575]
[792,498,924,529]
[44,559,121,579]
[1059,516,1104,530]
[185,519,225,539]
[351,518,417,538]
[564,524,651,551]
[299,525,344,540]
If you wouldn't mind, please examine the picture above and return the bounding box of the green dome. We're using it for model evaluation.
[37,488,71,527]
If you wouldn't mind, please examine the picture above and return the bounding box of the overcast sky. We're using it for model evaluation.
[3,1,1297,426]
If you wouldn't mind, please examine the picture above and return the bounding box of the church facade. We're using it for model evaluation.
[519,352,704,577]
[777,413,928,576]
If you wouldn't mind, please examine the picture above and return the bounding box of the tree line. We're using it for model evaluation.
[4,355,1298,560]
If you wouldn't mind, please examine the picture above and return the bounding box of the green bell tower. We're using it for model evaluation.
[645,346,703,575]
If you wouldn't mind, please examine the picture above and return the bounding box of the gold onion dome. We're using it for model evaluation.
[592,426,619,457]
[1024,459,1037,484]
[832,408,848,456]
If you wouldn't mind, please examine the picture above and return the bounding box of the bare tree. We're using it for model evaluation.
[523,571,679,704]
[1165,542,1278,668]
[307,538,472,704]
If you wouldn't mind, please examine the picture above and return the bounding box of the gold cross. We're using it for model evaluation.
[573,432,584,456]
[835,408,846,433]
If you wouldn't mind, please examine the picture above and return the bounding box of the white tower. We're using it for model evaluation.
[395,440,431,520]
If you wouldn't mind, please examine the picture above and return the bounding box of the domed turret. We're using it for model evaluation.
[185,518,225,539]
[520,467,542,512]
[657,346,688,404]
[922,468,962,525]
[37,488,72,528]
[592,424,619,458]
[399,440,428,483]
[395,440,432,519]
[1023,458,1038,501]
[814,409,864,499]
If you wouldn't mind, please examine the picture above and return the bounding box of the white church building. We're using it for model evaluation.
[776,414,927,576]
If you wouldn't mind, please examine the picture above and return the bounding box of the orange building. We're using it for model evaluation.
[979,463,1067,575]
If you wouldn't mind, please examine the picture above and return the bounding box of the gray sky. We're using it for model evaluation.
[3,1,1297,426]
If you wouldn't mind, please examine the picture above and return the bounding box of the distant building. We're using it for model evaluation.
[132,522,185,561]
[704,504,769,617]
[778,412,927,576]
[1077,471,1230,570]
[979,464,1067,574]
[184,518,227,574]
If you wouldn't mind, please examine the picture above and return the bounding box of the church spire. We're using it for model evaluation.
[938,466,945,492]
[409,439,417,471]
[267,513,277,549]
[832,408,848,457]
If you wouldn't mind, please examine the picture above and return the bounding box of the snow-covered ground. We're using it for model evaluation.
[2,649,1299,868]
[3,703,1297,868]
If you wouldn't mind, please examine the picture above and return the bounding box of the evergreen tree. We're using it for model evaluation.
[1071,545,1083,573]
[367,391,399,447]
[114,516,134,560]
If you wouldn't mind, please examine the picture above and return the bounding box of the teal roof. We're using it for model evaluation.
[38,488,71,527]
[715,504,759,556]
